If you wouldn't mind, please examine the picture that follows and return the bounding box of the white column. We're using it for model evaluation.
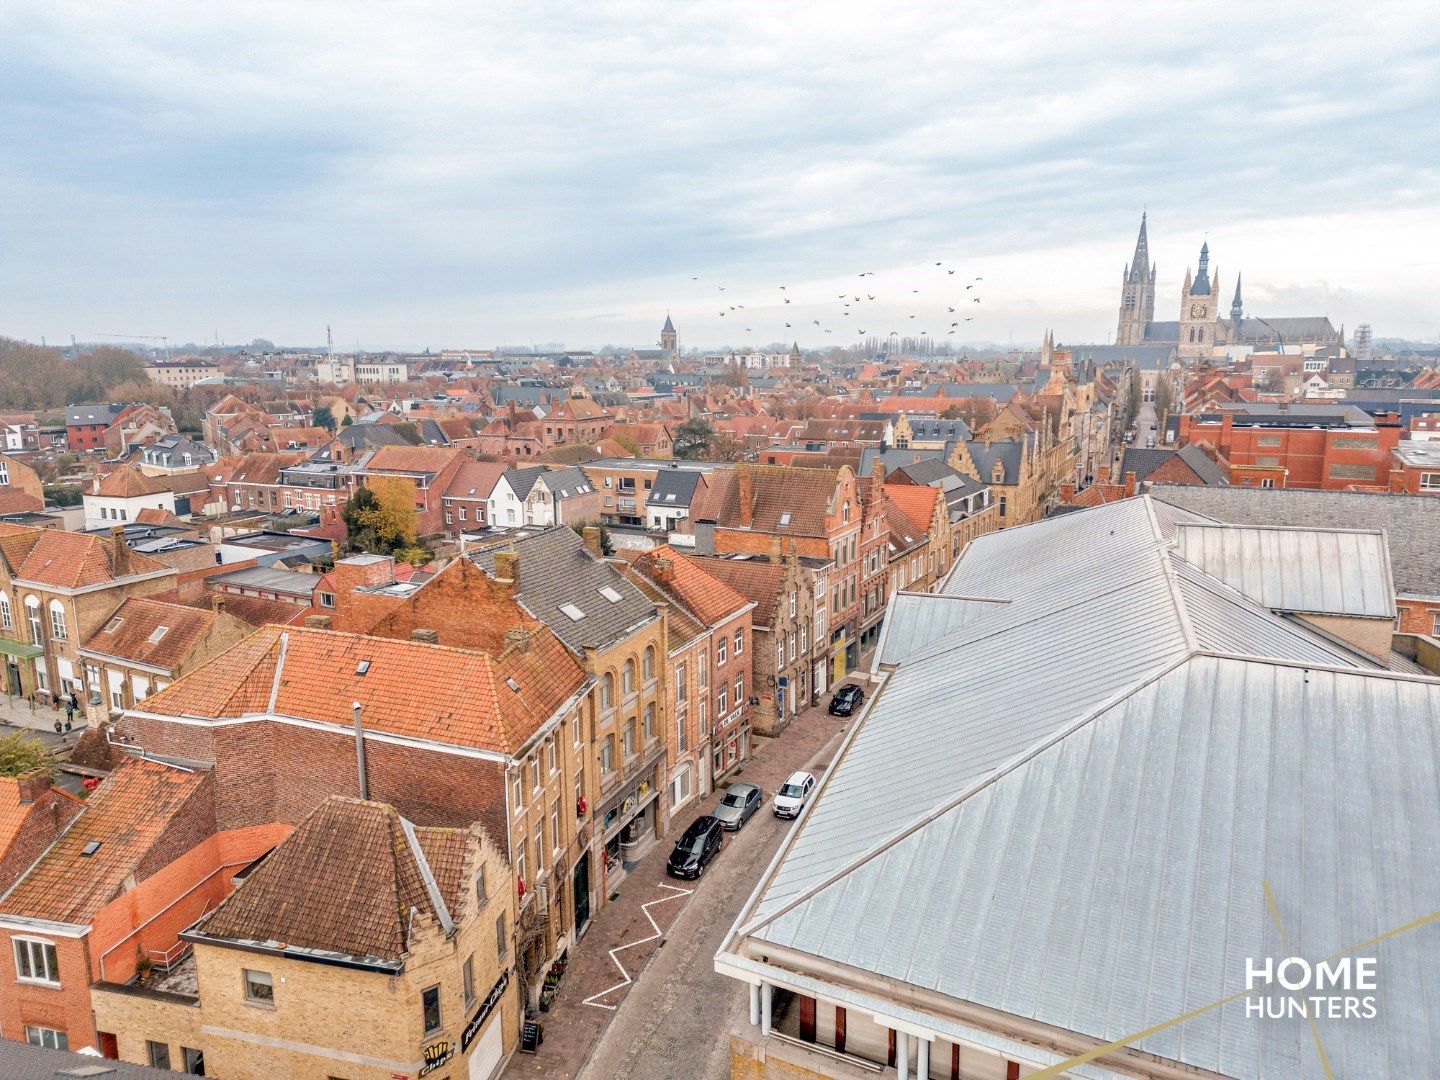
[916,1036,930,1079]
[760,982,773,1037]
[748,982,761,1027]
[896,1030,910,1080]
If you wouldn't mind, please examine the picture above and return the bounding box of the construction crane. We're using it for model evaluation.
[91,333,171,362]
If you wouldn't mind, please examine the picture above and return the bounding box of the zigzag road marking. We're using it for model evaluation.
[582,882,692,1011]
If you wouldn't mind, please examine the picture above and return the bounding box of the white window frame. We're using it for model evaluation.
[13,936,59,985]
[243,968,274,1006]
[716,638,727,666]
[25,1025,67,1050]
[734,630,743,656]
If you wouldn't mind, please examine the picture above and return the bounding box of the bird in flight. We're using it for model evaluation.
[948,306,955,312]
[973,298,981,303]
[966,284,974,290]
[784,323,791,328]
[858,329,867,335]
[783,298,791,303]
[813,320,821,325]
[779,285,786,290]
[718,286,725,290]
[965,316,974,321]
[691,276,699,281]
[947,269,955,275]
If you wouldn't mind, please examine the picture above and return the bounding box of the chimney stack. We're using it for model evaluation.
[304,614,333,629]
[582,526,603,557]
[109,525,131,576]
[504,627,530,653]
[1123,471,1137,497]
[768,537,782,565]
[736,468,753,528]
[15,770,50,805]
[493,550,520,589]
[352,701,369,801]
[410,628,439,644]
[654,557,675,582]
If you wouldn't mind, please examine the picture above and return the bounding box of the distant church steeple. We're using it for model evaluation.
[660,313,678,356]
[1190,241,1212,296]
[1116,212,1157,345]
[1230,273,1244,324]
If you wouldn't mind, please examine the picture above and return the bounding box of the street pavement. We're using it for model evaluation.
[504,679,863,1080]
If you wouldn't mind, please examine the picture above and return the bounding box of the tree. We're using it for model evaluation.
[0,732,51,779]
[341,413,354,427]
[672,418,715,459]
[1154,371,1173,423]
[342,476,419,555]
[313,405,337,433]
[74,347,145,400]
[569,520,613,556]
[0,338,69,409]
[708,430,749,462]
[1124,371,1141,430]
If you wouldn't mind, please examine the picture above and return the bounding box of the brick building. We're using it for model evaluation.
[65,404,125,452]
[0,453,46,515]
[92,795,519,1080]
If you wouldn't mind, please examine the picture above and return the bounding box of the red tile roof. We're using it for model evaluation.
[689,556,787,627]
[442,460,506,501]
[95,467,172,498]
[363,445,464,476]
[0,758,209,925]
[142,623,583,754]
[0,524,170,589]
[626,546,749,626]
[694,465,847,536]
[81,597,221,672]
[883,483,940,533]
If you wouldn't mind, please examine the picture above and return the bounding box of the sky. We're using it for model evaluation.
[3,1,1439,353]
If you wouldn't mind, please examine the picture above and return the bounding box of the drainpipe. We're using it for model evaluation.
[760,982,773,1036]
[353,701,368,800]
[748,983,761,1027]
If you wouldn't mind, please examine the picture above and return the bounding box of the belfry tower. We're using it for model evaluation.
[1116,212,1156,345]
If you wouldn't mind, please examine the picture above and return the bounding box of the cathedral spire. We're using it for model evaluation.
[1190,240,1212,296]
[1127,212,1150,283]
[1230,273,1243,323]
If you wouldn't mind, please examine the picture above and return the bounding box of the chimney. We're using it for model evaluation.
[411,628,439,644]
[1060,482,1075,502]
[304,614,333,629]
[871,458,885,486]
[582,526,603,557]
[210,592,224,615]
[654,557,675,582]
[504,627,530,653]
[493,550,520,588]
[15,770,50,805]
[1123,471,1137,497]
[736,468,753,528]
[768,537,781,565]
[108,525,131,576]
[693,520,716,556]
[352,701,369,801]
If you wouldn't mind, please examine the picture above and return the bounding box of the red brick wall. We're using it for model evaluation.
[1185,416,1398,491]
[1398,598,1440,637]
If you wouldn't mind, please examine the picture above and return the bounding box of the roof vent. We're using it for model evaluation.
[81,840,103,857]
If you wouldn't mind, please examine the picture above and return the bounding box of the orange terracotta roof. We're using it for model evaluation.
[0,489,43,514]
[627,545,749,627]
[689,556,786,626]
[135,507,185,526]
[0,523,169,589]
[142,623,583,754]
[695,465,845,537]
[442,460,506,500]
[95,467,171,498]
[82,597,219,672]
[363,445,464,475]
[883,483,940,533]
[211,451,308,486]
[204,593,309,627]
[0,758,209,925]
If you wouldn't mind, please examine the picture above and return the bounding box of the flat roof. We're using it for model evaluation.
[211,565,320,595]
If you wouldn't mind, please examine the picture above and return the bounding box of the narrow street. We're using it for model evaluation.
[504,679,861,1080]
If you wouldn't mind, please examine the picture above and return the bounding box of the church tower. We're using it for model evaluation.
[1178,241,1219,358]
[1116,212,1156,345]
[660,313,678,356]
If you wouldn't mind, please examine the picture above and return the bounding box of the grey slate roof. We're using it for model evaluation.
[1120,443,1228,486]
[646,468,703,508]
[857,446,947,475]
[1152,484,1440,598]
[965,438,1025,485]
[903,417,973,443]
[538,466,594,501]
[0,1039,178,1077]
[722,495,1440,1080]
[471,526,657,652]
[503,465,549,500]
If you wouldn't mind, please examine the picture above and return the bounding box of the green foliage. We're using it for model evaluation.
[341,477,419,555]
[43,484,84,507]
[569,520,614,556]
[394,545,433,567]
[341,413,354,427]
[313,405,337,433]
[0,732,52,779]
[672,418,715,459]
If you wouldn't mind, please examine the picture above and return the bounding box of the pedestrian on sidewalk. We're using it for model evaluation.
[53,718,62,736]
[69,691,79,713]
[65,705,75,730]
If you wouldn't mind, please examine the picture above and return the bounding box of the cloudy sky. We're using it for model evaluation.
[4,1,1439,352]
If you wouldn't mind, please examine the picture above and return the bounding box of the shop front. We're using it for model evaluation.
[0,639,44,700]
[598,760,662,891]
[711,715,751,784]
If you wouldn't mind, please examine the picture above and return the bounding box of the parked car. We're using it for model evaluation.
[773,771,817,819]
[713,781,764,831]
[666,815,724,879]
[829,683,864,716]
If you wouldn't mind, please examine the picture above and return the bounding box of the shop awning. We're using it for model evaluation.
[0,640,43,660]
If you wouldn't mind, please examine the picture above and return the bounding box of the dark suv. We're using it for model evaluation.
[829,683,864,716]
[666,815,724,879]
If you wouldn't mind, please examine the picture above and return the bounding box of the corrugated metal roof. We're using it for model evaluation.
[874,592,1007,668]
[1174,523,1396,618]
[750,656,1440,1080]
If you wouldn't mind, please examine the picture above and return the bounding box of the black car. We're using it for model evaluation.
[666,815,724,879]
[829,683,864,716]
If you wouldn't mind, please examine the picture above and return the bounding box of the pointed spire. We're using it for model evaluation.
[1230,273,1244,322]
[662,312,675,333]
[1190,240,1212,296]
[1127,212,1150,283]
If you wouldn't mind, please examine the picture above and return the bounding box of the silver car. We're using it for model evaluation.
[712,781,763,831]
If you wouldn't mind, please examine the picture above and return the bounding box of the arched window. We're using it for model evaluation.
[842,501,851,523]
[642,646,655,682]
[48,601,67,641]
[600,673,614,710]
[0,594,10,630]
[622,658,637,695]
[24,596,42,646]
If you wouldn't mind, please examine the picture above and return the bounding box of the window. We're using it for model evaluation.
[623,718,636,758]
[698,652,707,689]
[550,799,561,853]
[777,639,785,669]
[148,1041,171,1069]
[643,702,656,741]
[14,937,59,984]
[515,847,526,892]
[698,697,708,736]
[26,1026,66,1050]
[25,596,41,646]
[622,659,636,695]
[734,630,743,656]
[600,673,614,710]
[1420,472,1440,491]
[422,985,442,1035]
[512,770,523,812]
[1333,435,1377,449]
[476,866,488,906]
[496,912,509,958]
[1255,455,1281,468]
[788,591,797,618]
[734,676,744,708]
[0,461,7,484]
[1328,464,1377,481]
[677,713,687,753]
[675,662,686,701]
[642,645,655,681]
[716,638,727,665]
[718,686,728,715]
[600,734,615,774]
[1257,435,1282,448]
[1260,478,1275,489]
[463,954,476,1006]
[547,737,558,775]
[182,1046,204,1074]
[244,969,274,1005]
[0,594,9,630]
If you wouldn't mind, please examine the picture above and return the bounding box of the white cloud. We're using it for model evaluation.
[1,0,1438,348]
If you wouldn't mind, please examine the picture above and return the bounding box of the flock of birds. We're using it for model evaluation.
[688,261,984,343]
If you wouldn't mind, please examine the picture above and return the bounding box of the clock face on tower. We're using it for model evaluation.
[1190,304,1205,319]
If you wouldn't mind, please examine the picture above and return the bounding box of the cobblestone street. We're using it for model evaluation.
[503,679,864,1079]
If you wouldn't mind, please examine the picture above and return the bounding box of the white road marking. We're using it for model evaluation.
[581,882,692,1011]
